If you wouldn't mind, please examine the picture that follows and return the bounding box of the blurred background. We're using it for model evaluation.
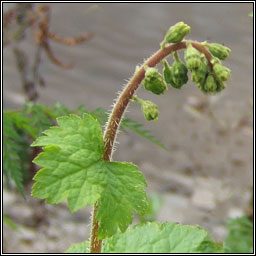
[3,2,253,253]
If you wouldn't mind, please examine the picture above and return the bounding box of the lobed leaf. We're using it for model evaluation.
[138,192,163,222]
[96,161,147,239]
[31,113,148,238]
[102,222,223,253]
[31,114,104,211]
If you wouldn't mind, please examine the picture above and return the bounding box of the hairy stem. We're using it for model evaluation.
[89,40,212,253]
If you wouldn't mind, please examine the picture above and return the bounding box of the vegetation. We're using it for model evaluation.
[3,4,253,254]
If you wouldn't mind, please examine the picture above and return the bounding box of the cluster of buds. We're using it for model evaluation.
[184,42,231,94]
[133,22,231,121]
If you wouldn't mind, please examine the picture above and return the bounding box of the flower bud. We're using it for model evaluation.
[210,56,221,65]
[208,43,231,60]
[213,63,230,81]
[163,22,190,43]
[161,22,190,48]
[171,60,188,88]
[184,43,202,71]
[196,81,206,92]
[143,67,168,95]
[191,58,208,83]
[204,74,217,93]
[216,80,227,92]
[141,100,159,121]
[162,60,176,87]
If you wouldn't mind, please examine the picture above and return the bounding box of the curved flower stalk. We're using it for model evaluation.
[90,22,231,253]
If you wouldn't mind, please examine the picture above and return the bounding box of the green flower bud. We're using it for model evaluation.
[191,58,208,83]
[141,100,159,121]
[213,63,230,81]
[216,80,227,92]
[143,67,168,95]
[184,43,202,71]
[171,60,188,88]
[163,22,190,44]
[210,56,221,65]
[208,43,231,60]
[196,81,206,92]
[204,74,218,93]
[162,59,176,87]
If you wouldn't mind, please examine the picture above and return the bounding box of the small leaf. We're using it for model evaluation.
[102,222,223,253]
[121,118,168,151]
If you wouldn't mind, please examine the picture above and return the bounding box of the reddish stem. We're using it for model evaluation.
[89,41,212,253]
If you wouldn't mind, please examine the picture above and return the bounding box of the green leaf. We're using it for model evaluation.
[31,113,147,238]
[3,112,20,140]
[23,102,54,138]
[224,216,253,253]
[195,238,224,253]
[3,214,18,231]
[31,114,105,210]
[102,222,223,253]
[138,192,163,222]
[121,118,168,151]
[3,112,26,197]
[90,107,109,126]
[53,102,72,117]
[75,106,167,150]
[96,161,147,239]
[65,240,90,253]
